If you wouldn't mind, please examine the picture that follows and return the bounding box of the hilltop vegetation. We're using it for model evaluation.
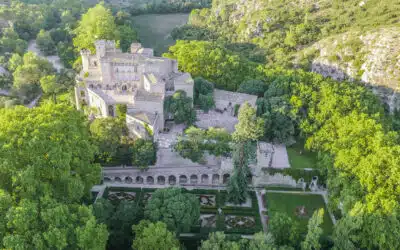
[176,0,400,109]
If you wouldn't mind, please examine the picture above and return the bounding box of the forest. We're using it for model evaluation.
[0,0,399,249]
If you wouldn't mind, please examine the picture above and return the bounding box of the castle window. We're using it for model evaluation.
[108,105,114,117]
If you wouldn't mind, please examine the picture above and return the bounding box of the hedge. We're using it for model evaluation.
[265,168,327,185]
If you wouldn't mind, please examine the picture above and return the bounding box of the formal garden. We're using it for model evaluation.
[101,187,262,241]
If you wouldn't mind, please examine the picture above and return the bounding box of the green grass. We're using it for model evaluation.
[287,143,318,169]
[132,13,189,55]
[266,192,333,234]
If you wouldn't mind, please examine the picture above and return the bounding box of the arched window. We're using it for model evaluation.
[108,105,114,117]
[122,85,127,92]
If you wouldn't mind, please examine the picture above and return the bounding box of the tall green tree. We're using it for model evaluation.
[200,232,241,250]
[269,212,302,247]
[93,198,143,250]
[131,139,157,169]
[13,52,54,89]
[90,117,127,163]
[0,104,107,249]
[119,25,138,52]
[301,209,324,250]
[132,220,180,250]
[227,142,253,204]
[73,3,119,52]
[232,102,264,142]
[145,188,200,233]
[40,75,62,103]
[164,90,196,125]
[36,29,57,56]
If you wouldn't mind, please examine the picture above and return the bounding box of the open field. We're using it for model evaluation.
[132,13,189,55]
[266,192,333,234]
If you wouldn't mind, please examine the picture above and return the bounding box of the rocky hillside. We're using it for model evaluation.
[302,27,400,110]
[188,0,400,109]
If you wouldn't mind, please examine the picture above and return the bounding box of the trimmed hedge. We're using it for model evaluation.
[265,168,327,185]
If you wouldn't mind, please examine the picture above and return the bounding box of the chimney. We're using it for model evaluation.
[130,43,142,54]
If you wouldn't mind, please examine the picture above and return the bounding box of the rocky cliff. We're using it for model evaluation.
[190,0,400,109]
[303,27,400,110]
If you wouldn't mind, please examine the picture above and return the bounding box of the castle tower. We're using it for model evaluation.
[130,43,142,53]
[80,49,91,72]
[95,40,107,58]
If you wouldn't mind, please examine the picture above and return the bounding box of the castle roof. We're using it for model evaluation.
[127,111,157,125]
[214,89,258,108]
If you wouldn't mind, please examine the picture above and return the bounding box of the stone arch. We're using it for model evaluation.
[201,174,209,184]
[190,175,198,184]
[223,174,230,184]
[104,177,112,182]
[157,176,166,185]
[212,174,220,185]
[125,176,133,184]
[114,177,122,183]
[136,176,143,184]
[146,176,154,185]
[179,175,188,184]
[247,175,252,183]
[108,105,114,117]
[169,175,176,185]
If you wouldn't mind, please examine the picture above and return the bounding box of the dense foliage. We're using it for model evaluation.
[144,188,200,233]
[0,104,107,249]
[166,36,400,248]
[132,220,180,250]
[185,0,400,67]
[73,4,119,52]
[194,77,215,112]
[174,126,231,163]
[131,139,157,169]
[164,90,196,125]
[93,198,143,250]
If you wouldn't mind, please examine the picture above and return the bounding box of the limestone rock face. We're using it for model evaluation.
[199,0,400,109]
[306,27,400,110]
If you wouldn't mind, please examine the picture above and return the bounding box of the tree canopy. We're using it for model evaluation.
[144,188,200,233]
[73,3,119,52]
[132,220,180,250]
[0,103,107,249]
[164,90,196,125]
[232,102,264,142]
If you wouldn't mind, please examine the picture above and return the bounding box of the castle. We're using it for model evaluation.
[74,40,194,139]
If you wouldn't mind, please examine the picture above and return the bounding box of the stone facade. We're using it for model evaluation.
[75,40,194,139]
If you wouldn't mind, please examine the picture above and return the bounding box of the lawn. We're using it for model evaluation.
[266,192,333,234]
[287,142,318,169]
[132,13,189,55]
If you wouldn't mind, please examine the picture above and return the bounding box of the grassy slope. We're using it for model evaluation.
[287,143,318,169]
